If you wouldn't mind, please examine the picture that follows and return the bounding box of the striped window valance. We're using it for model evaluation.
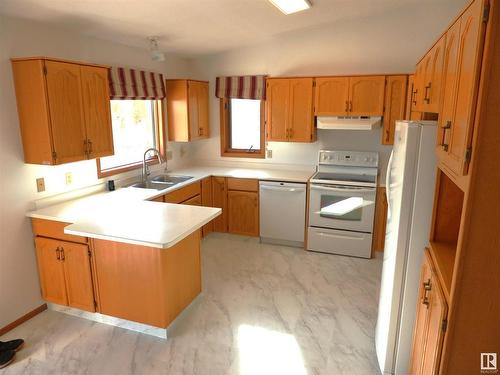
[215,75,267,100]
[108,67,166,100]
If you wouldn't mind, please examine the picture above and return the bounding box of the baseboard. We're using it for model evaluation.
[0,304,47,337]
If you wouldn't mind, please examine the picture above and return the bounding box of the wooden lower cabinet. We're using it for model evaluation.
[35,236,95,312]
[227,191,259,236]
[410,248,448,375]
[201,177,214,236]
[211,177,228,232]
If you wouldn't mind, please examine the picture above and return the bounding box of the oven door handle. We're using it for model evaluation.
[310,185,376,194]
[315,231,367,240]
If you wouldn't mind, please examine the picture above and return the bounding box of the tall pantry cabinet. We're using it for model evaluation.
[409,0,500,374]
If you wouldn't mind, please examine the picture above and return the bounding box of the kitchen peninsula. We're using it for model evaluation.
[27,186,221,339]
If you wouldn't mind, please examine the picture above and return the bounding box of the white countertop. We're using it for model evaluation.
[27,165,314,248]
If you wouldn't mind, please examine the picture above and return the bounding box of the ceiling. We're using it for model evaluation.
[0,0,459,57]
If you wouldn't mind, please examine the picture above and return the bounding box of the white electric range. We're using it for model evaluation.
[307,150,379,258]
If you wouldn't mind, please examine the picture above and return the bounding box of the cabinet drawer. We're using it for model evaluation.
[31,218,87,244]
[227,178,259,192]
[164,182,201,204]
[181,194,202,206]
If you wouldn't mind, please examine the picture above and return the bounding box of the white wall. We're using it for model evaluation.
[0,15,194,329]
[186,0,468,177]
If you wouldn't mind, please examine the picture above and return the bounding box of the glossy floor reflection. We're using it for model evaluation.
[1,233,383,375]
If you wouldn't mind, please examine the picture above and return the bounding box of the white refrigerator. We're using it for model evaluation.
[375,121,437,375]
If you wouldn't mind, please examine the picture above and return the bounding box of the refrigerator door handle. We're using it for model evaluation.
[385,150,394,216]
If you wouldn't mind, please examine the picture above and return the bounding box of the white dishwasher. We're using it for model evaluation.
[259,181,307,247]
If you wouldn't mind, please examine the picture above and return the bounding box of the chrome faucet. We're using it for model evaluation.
[142,148,164,183]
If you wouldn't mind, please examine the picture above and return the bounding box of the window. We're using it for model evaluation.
[97,100,165,177]
[220,98,265,158]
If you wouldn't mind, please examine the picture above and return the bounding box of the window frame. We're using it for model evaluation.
[96,99,167,178]
[219,98,266,158]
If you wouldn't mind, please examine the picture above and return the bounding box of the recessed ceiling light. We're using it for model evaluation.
[269,0,311,15]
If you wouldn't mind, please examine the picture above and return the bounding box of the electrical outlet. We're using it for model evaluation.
[65,172,73,186]
[36,178,45,192]
[166,150,173,160]
[266,149,273,158]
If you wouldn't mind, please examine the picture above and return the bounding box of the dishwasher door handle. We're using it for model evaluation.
[260,186,306,193]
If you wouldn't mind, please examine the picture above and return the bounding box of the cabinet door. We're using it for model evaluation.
[188,81,200,140]
[422,37,446,113]
[201,177,214,236]
[45,61,87,164]
[405,75,415,120]
[413,62,426,112]
[442,0,486,176]
[382,75,408,145]
[80,65,114,158]
[182,194,202,206]
[266,79,289,141]
[211,177,227,232]
[288,78,314,142]
[227,191,259,236]
[437,20,461,159]
[348,76,386,116]
[197,82,210,138]
[420,271,448,375]
[34,237,67,306]
[61,241,95,312]
[314,77,349,116]
[409,250,433,375]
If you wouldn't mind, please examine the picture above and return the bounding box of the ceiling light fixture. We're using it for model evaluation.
[148,36,165,62]
[268,0,311,15]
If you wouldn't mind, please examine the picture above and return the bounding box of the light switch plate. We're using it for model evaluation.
[266,149,273,158]
[36,178,45,192]
[65,172,73,186]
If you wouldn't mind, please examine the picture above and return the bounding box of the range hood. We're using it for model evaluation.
[317,116,382,130]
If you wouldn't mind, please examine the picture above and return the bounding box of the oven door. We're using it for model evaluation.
[309,184,376,233]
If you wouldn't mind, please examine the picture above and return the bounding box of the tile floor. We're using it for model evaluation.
[1,233,383,375]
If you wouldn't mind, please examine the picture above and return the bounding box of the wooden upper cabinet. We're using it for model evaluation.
[80,65,114,159]
[35,237,68,306]
[266,78,314,142]
[413,62,426,112]
[314,77,349,116]
[438,0,487,177]
[62,241,95,312]
[422,36,446,113]
[348,75,386,116]
[288,78,314,142]
[437,20,461,162]
[166,79,209,142]
[11,58,114,165]
[410,249,448,375]
[382,75,408,145]
[44,61,87,164]
[266,79,289,141]
[405,75,415,120]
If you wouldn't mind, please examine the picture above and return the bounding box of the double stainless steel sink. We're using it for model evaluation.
[129,175,194,190]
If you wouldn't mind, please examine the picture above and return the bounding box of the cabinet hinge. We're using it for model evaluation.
[465,147,472,162]
[52,151,57,160]
[441,319,448,333]
[43,65,47,75]
[483,2,490,23]
[87,249,91,257]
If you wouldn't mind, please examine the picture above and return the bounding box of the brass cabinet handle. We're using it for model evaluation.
[440,121,451,151]
[55,247,61,261]
[289,128,293,139]
[83,139,88,157]
[345,100,349,112]
[442,120,452,129]
[424,82,432,104]
[60,247,65,261]
[422,279,432,308]
[413,89,418,106]
[349,101,353,112]
[88,139,93,155]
